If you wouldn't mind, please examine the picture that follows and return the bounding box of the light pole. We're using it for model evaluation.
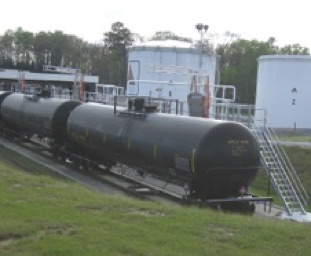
[195,23,209,73]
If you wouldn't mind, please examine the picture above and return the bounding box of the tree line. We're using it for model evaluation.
[0,22,309,104]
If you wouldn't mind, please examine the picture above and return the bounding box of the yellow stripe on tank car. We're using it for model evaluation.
[67,125,70,135]
[67,120,71,135]
[191,149,196,173]
[153,145,157,158]
[128,138,131,150]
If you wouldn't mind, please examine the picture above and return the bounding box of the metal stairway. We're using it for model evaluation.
[252,123,309,216]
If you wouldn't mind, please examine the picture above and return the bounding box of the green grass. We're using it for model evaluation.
[1,145,311,255]
[278,135,311,142]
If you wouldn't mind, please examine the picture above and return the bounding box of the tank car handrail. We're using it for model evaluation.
[113,95,180,116]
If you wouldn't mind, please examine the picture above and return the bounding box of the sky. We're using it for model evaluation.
[1,0,311,49]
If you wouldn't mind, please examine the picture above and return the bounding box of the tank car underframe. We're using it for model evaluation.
[203,196,273,214]
[51,142,273,214]
[0,124,36,141]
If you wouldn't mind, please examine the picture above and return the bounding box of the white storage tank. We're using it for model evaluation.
[255,55,311,129]
[126,40,216,104]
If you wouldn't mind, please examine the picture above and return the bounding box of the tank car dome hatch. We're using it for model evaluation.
[255,55,311,129]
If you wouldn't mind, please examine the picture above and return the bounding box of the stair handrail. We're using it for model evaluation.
[263,128,306,214]
[263,125,309,208]
[251,117,309,214]
[254,127,294,215]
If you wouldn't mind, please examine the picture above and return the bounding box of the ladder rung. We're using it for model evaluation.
[279,186,291,190]
[264,161,276,164]
[283,197,296,201]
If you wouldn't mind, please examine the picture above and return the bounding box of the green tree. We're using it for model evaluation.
[218,39,276,103]
[151,31,192,42]
[80,43,103,75]
[14,27,34,69]
[0,28,35,69]
[32,31,54,70]
[217,38,309,104]
[102,22,134,86]
[32,31,88,72]
[279,44,309,54]
[49,31,69,66]
[0,29,15,68]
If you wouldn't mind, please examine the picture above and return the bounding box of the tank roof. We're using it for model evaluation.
[128,40,202,53]
[258,55,311,62]
[132,40,193,49]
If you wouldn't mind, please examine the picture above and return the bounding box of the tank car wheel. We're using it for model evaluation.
[81,161,90,172]
[72,161,81,170]
[4,131,13,139]
[22,135,31,142]
[52,152,57,159]
[102,167,110,173]
[243,203,255,214]
[220,202,238,213]
[51,147,59,159]
[70,156,82,170]
[88,162,98,171]
[59,152,67,162]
